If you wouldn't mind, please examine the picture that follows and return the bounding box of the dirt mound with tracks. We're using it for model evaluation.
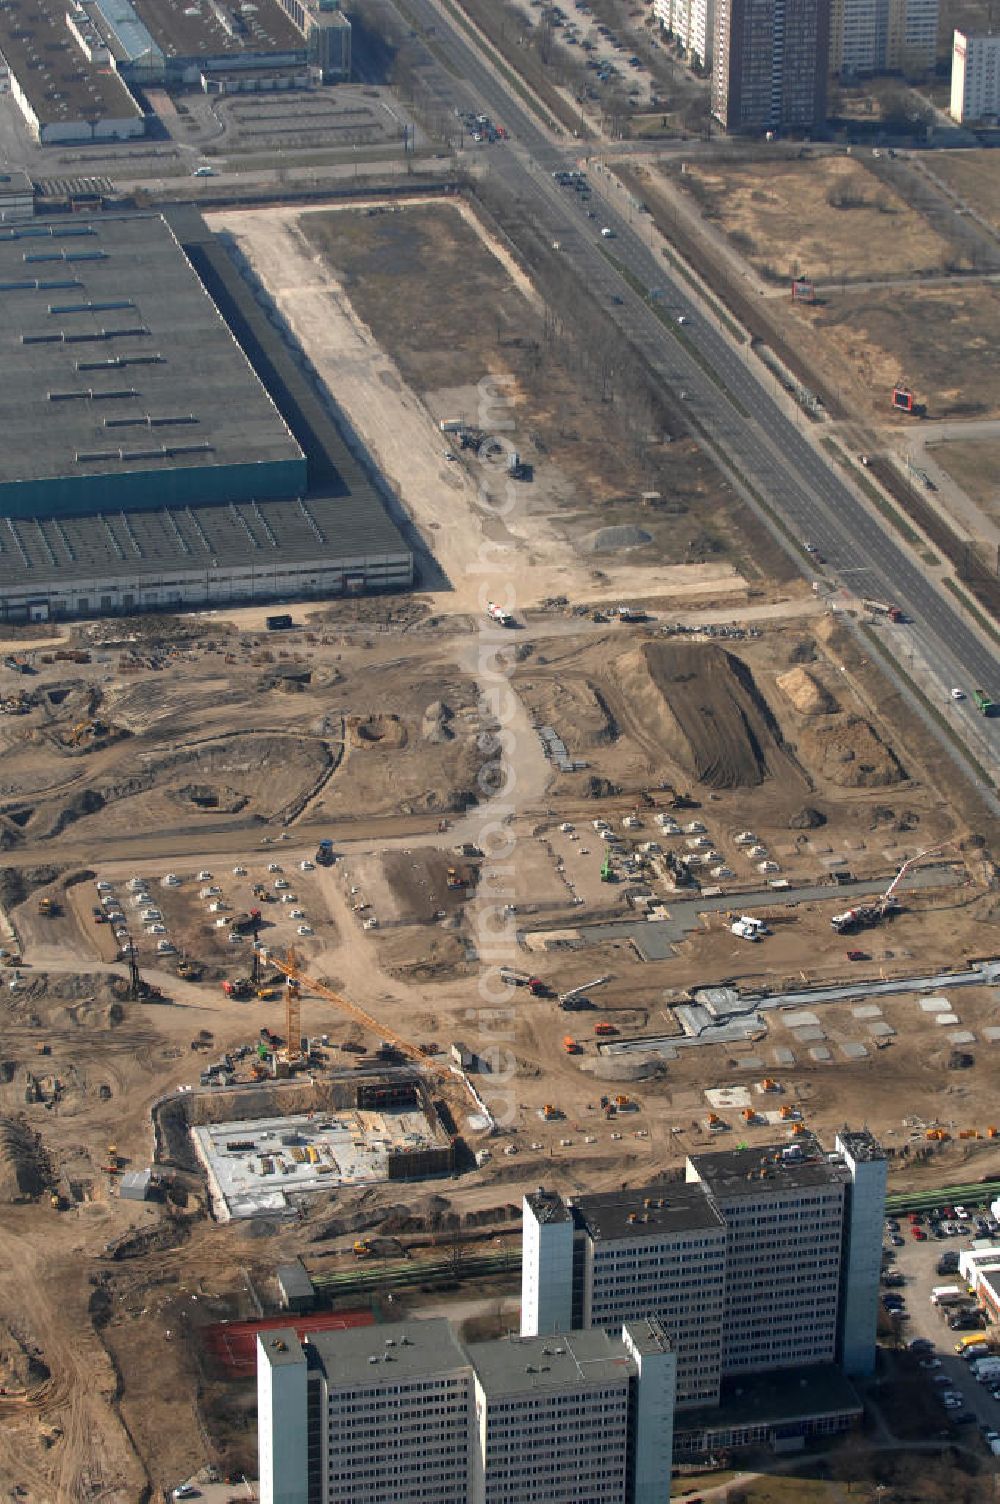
[799,715,906,787]
[635,640,804,790]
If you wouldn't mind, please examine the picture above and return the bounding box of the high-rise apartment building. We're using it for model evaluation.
[686,1142,848,1375]
[524,1184,727,1409]
[654,0,717,68]
[829,0,937,76]
[951,30,1000,122]
[522,1131,886,1412]
[712,0,830,132]
[257,1318,676,1504]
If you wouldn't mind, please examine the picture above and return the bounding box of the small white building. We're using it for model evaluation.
[951,29,1000,122]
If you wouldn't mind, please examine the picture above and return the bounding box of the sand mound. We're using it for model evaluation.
[515,674,616,749]
[632,641,803,790]
[800,716,905,787]
[0,1117,49,1201]
[584,525,653,553]
[776,667,839,716]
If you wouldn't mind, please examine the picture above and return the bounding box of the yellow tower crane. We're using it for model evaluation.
[270,948,476,1105]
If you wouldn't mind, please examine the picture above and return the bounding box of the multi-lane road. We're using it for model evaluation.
[383,0,1000,796]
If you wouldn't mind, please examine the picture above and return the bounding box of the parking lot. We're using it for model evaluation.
[523,0,656,108]
[882,1202,1000,1450]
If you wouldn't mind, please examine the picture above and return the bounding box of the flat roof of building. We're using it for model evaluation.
[688,1137,848,1200]
[131,0,304,59]
[0,172,34,199]
[469,1330,635,1397]
[676,1364,862,1435]
[570,1182,726,1242]
[257,1326,308,1370]
[525,1187,573,1225]
[0,0,142,126]
[0,212,303,493]
[0,491,408,590]
[309,1319,469,1383]
[837,1129,885,1164]
[276,1260,314,1303]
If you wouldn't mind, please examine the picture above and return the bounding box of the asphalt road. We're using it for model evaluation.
[390,0,1000,787]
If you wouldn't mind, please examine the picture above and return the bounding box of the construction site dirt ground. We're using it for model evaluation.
[3,197,1000,1499]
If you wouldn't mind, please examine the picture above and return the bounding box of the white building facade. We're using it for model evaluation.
[522,1131,886,1415]
[951,29,1000,122]
[258,1319,676,1504]
[655,0,716,67]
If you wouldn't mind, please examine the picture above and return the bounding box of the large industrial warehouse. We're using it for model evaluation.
[0,209,413,621]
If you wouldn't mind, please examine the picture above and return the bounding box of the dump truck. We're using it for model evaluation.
[353,1239,372,1258]
[863,599,904,623]
[315,838,335,866]
[37,896,58,918]
[562,1036,581,1054]
[594,1022,618,1037]
[499,967,547,995]
[221,978,253,1000]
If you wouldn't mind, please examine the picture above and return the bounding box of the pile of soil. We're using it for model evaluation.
[0,1116,49,1201]
[800,716,906,787]
[776,666,839,715]
[637,641,804,790]
[514,675,617,748]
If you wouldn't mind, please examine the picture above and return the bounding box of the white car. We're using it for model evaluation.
[232,865,248,877]
[300,860,314,871]
[297,924,313,936]
[951,688,965,701]
[162,874,181,887]
[197,870,213,882]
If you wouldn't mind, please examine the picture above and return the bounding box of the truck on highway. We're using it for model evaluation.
[973,689,995,717]
[863,599,904,623]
